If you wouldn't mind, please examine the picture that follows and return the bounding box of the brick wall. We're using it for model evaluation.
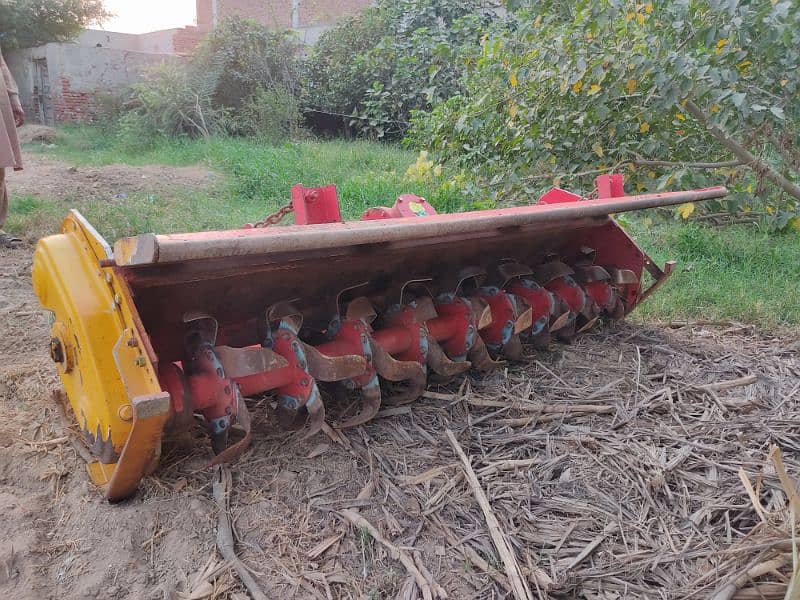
[52,77,96,122]
[197,0,372,30]
[299,0,371,27]
[173,26,208,55]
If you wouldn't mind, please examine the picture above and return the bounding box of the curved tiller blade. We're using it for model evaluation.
[468,335,504,372]
[210,392,253,465]
[370,339,427,405]
[427,337,471,377]
[470,296,493,331]
[336,377,383,429]
[297,386,326,442]
[503,334,524,361]
[303,342,367,381]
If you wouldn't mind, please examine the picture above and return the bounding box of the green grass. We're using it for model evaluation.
[10,125,800,328]
[12,125,462,237]
[628,221,800,328]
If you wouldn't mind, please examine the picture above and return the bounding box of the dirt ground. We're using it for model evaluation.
[6,151,216,204]
[1,156,799,599]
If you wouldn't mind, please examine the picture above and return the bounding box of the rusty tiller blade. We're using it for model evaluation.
[336,379,382,429]
[550,308,572,332]
[503,334,524,361]
[411,296,439,323]
[267,301,304,332]
[214,345,288,378]
[609,268,639,285]
[302,342,367,381]
[345,296,378,323]
[574,265,611,283]
[495,261,534,287]
[534,260,574,284]
[297,386,326,441]
[427,337,471,377]
[470,296,493,331]
[513,298,534,335]
[576,316,600,334]
[370,340,427,405]
[210,393,252,465]
[468,335,504,372]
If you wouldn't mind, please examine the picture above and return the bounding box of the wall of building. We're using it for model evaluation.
[7,43,178,125]
[196,0,372,30]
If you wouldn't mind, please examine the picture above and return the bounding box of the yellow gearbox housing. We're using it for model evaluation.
[33,210,169,501]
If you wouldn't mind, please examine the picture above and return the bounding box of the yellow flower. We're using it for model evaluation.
[639,122,650,133]
[737,60,752,70]
[780,79,788,87]
[509,72,518,87]
[677,203,695,219]
[572,80,583,93]
[789,217,800,231]
[587,84,601,95]
[644,3,653,13]
[709,104,720,113]
[625,78,637,94]
[636,13,645,25]
[675,113,686,121]
[715,38,728,54]
[766,206,774,214]
[625,11,635,22]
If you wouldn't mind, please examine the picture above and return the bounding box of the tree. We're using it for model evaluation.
[0,0,109,50]
[304,0,503,139]
[411,0,800,230]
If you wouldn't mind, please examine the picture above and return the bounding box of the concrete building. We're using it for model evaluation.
[6,1,372,125]
[5,29,190,125]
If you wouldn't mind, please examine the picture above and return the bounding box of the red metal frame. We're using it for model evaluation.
[140,173,728,461]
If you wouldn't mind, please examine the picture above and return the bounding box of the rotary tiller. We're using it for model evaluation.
[32,173,726,501]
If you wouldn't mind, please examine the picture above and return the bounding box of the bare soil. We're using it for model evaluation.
[5,153,216,203]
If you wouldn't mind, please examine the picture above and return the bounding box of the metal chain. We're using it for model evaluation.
[252,202,294,228]
[583,189,599,201]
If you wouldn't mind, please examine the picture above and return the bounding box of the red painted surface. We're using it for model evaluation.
[291,184,342,225]
[595,174,625,198]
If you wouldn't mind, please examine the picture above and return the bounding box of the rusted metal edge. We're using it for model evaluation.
[113,187,727,267]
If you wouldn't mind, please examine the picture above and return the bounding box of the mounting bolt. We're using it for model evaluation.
[118,404,133,421]
[135,355,147,367]
[127,338,139,348]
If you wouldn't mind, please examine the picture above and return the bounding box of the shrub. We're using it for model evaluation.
[118,62,228,148]
[303,0,502,139]
[410,1,800,231]
[195,17,302,111]
[234,86,302,143]
[119,17,302,147]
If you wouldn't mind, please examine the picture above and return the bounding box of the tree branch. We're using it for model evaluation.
[683,99,800,202]
[633,158,743,169]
